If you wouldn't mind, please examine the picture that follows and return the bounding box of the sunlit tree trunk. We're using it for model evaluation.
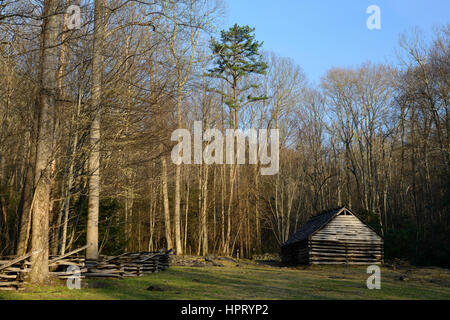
[29,0,61,284]
[86,0,104,260]
[161,146,173,250]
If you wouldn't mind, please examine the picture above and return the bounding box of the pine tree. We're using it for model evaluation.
[208,24,267,255]
[208,24,268,112]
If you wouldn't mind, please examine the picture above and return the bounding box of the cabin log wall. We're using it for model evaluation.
[308,215,383,264]
[282,239,309,265]
[281,208,384,266]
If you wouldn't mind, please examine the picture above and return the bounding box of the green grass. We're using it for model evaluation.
[1,262,449,300]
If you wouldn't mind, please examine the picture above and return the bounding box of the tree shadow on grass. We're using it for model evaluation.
[93,267,339,300]
[254,260,282,268]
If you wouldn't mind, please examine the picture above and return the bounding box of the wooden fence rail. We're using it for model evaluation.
[0,248,171,290]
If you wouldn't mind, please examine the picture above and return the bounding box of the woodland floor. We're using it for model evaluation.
[0,258,449,300]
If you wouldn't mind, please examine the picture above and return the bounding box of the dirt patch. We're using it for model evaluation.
[171,255,228,267]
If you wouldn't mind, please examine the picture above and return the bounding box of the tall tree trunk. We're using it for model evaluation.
[161,146,173,250]
[201,164,209,256]
[86,0,104,260]
[174,89,183,255]
[29,0,61,284]
[254,165,261,253]
[184,173,190,254]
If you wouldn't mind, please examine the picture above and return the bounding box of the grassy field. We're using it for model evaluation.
[0,260,449,300]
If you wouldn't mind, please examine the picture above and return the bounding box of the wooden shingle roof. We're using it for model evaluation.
[282,207,345,247]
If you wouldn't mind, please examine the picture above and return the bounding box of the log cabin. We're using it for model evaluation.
[281,207,383,265]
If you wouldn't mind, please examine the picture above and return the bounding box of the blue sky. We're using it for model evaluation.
[224,0,449,84]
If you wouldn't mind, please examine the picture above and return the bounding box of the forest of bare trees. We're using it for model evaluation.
[0,0,448,285]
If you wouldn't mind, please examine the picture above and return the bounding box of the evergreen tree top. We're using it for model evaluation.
[209,24,268,81]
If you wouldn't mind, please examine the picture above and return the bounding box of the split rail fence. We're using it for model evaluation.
[0,246,172,291]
